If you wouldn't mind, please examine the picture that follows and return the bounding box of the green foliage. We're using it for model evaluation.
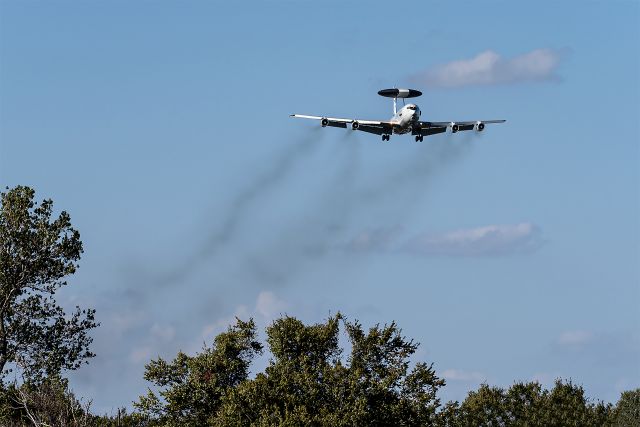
[0,376,138,426]
[0,186,98,382]
[134,318,263,426]
[138,314,445,426]
[0,375,92,426]
[611,389,640,426]
[437,379,613,427]
[0,185,635,426]
[90,408,140,427]
[338,319,444,425]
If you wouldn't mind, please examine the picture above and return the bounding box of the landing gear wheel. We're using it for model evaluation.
[382,134,390,142]
[415,135,423,142]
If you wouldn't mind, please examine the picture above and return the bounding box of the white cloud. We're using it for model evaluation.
[150,323,176,342]
[200,304,251,345]
[256,291,287,319]
[413,48,566,88]
[404,222,542,256]
[126,324,176,365]
[129,346,151,364]
[558,330,593,346]
[198,291,288,349]
[442,369,486,382]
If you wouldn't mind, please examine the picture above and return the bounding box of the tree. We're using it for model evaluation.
[437,380,613,426]
[138,314,445,426]
[0,186,98,382]
[611,389,640,426]
[134,318,263,426]
[0,375,93,427]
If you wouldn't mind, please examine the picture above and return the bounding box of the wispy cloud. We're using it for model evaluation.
[127,323,177,364]
[412,49,566,88]
[442,368,486,383]
[150,323,176,343]
[255,291,288,319]
[129,346,152,364]
[199,291,288,348]
[557,330,593,346]
[344,223,543,257]
[405,223,543,257]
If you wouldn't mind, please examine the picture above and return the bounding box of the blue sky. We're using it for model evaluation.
[1,0,638,414]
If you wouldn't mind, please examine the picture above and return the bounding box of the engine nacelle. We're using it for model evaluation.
[475,122,485,132]
[321,118,329,127]
[352,121,360,130]
[451,123,459,133]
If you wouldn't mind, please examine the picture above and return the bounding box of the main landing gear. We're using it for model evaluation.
[381,134,390,142]
[415,135,424,142]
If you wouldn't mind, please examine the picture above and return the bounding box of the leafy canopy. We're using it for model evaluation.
[0,186,97,382]
[437,380,614,427]
[137,314,445,426]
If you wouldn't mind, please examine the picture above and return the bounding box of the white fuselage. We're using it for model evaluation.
[391,103,421,134]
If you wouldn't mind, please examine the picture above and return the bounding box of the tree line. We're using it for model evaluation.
[1,186,637,426]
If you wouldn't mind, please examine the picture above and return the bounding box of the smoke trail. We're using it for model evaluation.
[155,130,322,287]
[83,125,479,413]
[357,131,476,205]
[232,130,481,289]
[125,128,477,297]
[94,128,482,413]
[241,132,361,286]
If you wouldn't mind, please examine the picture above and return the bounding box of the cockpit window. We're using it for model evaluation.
[407,105,415,110]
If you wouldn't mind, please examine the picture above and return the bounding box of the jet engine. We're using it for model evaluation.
[352,121,360,130]
[451,123,459,133]
[321,118,329,127]
[475,122,485,131]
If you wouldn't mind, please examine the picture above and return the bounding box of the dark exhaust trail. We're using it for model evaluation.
[234,130,481,289]
[90,129,486,415]
[123,129,477,301]
[356,132,475,205]
[241,133,361,286]
[154,130,322,287]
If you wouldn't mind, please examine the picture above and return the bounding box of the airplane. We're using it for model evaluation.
[290,88,505,142]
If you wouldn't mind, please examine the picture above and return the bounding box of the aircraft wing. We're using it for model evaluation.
[290,114,395,135]
[421,119,506,132]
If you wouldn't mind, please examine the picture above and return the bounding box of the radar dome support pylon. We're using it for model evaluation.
[377,88,422,115]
